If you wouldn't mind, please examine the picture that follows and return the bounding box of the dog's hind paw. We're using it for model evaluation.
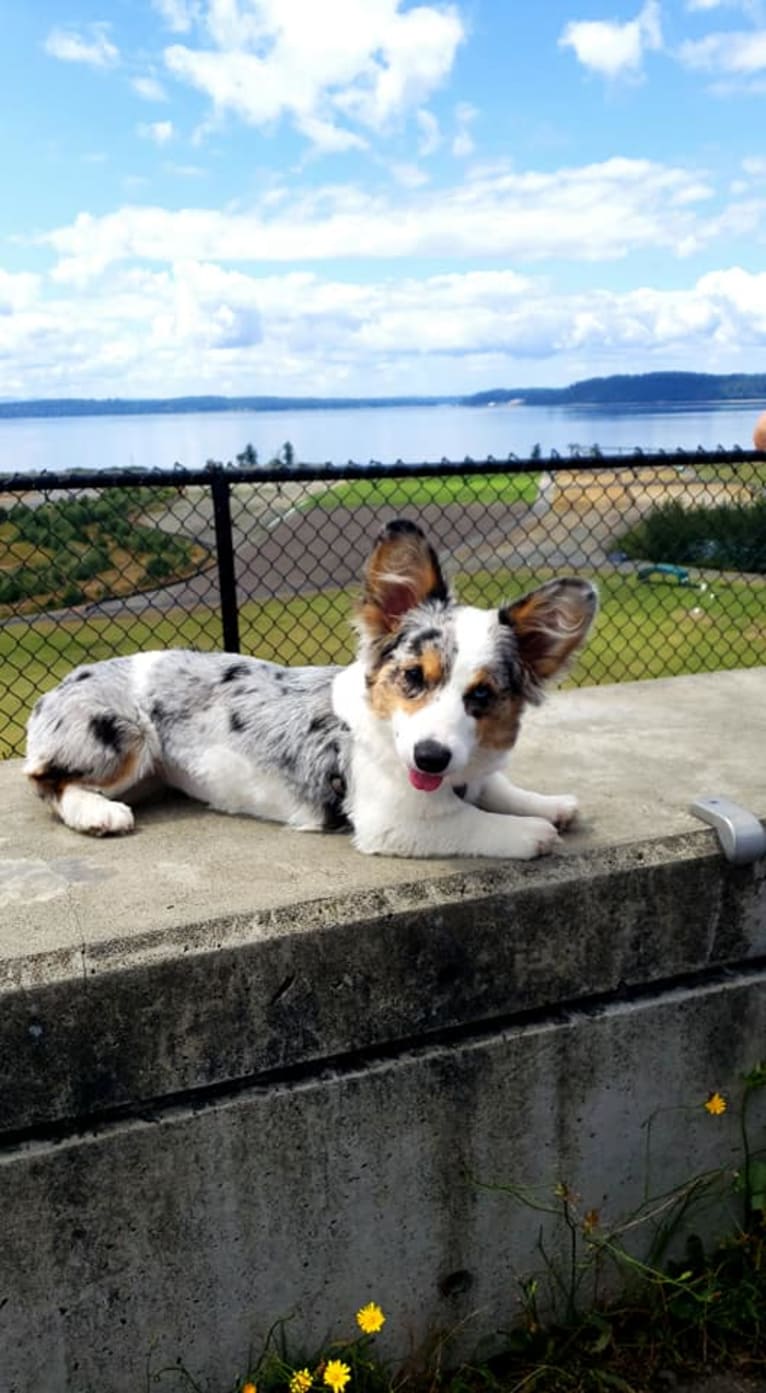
[58,787,136,836]
[91,800,135,836]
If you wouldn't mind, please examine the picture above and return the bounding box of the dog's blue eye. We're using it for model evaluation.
[465,683,494,714]
[402,666,425,695]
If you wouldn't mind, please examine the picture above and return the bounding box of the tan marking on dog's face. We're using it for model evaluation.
[464,669,524,752]
[475,694,524,751]
[367,656,439,719]
[419,647,444,687]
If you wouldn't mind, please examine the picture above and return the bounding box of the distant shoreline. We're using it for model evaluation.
[2,371,766,421]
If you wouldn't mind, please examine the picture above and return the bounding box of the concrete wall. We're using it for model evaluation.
[1,670,765,1393]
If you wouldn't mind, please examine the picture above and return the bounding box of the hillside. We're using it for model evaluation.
[2,372,766,420]
[464,371,766,407]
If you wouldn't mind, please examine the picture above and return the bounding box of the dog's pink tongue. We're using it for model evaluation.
[408,769,443,793]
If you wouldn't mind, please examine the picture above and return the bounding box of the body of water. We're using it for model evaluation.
[0,399,763,476]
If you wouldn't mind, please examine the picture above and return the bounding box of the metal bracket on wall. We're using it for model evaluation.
[689,796,766,866]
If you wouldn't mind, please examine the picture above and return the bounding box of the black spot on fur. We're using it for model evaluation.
[425,554,449,603]
[453,784,468,801]
[379,633,405,663]
[30,762,87,798]
[35,762,86,784]
[308,713,334,734]
[150,701,166,724]
[495,627,525,697]
[75,670,93,681]
[229,711,245,733]
[222,662,248,683]
[32,695,47,716]
[323,773,350,830]
[89,713,123,752]
[409,627,441,653]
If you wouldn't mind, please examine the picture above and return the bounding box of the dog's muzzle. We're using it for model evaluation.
[409,739,451,793]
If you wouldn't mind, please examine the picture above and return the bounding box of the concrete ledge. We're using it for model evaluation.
[2,832,765,1137]
[1,669,765,1392]
[2,669,765,1136]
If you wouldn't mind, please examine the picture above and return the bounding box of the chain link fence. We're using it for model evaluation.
[1,448,764,759]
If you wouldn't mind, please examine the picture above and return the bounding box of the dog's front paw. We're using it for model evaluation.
[514,817,560,860]
[544,794,579,831]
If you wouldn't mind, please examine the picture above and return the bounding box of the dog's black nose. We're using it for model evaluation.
[413,739,451,774]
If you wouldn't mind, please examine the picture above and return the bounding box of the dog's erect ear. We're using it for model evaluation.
[500,578,598,691]
[358,519,449,640]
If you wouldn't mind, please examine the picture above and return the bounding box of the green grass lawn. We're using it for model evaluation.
[3,566,764,759]
[302,471,540,510]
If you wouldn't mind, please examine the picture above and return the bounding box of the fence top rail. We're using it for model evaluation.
[0,446,763,492]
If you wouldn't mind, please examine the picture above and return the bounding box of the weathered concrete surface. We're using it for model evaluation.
[2,975,765,1392]
[1,669,765,1392]
[3,827,765,1137]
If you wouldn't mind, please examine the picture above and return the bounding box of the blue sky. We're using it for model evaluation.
[1,0,766,399]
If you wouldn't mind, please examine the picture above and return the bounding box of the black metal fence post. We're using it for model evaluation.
[209,465,240,653]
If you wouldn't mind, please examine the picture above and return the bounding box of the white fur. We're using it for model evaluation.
[163,749,323,830]
[332,640,575,863]
[58,786,135,836]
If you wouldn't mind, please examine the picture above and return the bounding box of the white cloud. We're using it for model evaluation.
[417,109,441,156]
[137,120,176,144]
[41,157,719,285]
[43,23,119,68]
[452,100,477,157]
[5,260,766,399]
[685,0,761,10]
[678,28,766,71]
[166,162,208,177]
[132,75,170,101]
[0,269,40,314]
[295,114,368,153]
[162,0,465,151]
[559,0,662,80]
[390,162,430,187]
[152,0,201,32]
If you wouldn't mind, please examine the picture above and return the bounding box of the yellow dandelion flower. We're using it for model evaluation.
[323,1360,351,1393]
[581,1208,600,1234]
[290,1370,313,1393]
[356,1302,386,1335]
[704,1091,727,1116]
[242,1383,257,1393]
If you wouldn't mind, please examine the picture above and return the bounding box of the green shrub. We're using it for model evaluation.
[0,573,21,604]
[59,583,85,607]
[620,498,766,573]
[145,553,174,579]
[71,547,110,582]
